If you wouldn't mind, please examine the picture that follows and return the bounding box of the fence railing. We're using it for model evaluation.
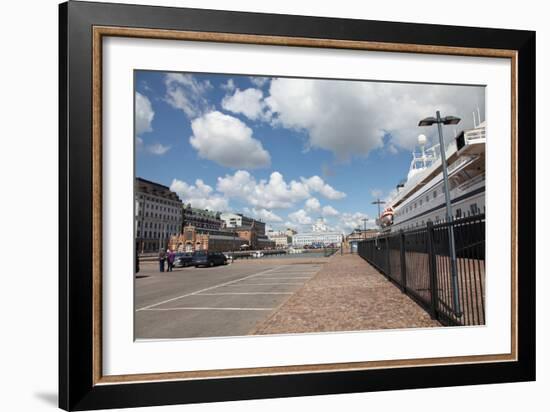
[357,214,485,326]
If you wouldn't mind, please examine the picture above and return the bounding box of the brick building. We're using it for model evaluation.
[169,226,248,253]
[169,224,275,253]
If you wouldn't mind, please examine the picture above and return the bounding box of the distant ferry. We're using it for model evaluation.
[379,120,486,232]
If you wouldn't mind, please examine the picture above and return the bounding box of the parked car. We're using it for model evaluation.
[192,251,227,267]
[173,252,193,268]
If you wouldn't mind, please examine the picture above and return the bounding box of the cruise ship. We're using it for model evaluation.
[379,120,486,232]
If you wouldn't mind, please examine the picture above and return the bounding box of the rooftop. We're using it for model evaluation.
[136,177,181,202]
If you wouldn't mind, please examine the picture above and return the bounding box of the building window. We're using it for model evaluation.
[433,190,437,199]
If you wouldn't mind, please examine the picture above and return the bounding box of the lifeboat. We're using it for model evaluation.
[379,207,394,227]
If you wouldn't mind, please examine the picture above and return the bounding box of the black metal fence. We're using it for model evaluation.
[358,214,485,326]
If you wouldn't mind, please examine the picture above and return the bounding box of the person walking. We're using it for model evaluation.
[167,249,175,272]
[158,249,166,272]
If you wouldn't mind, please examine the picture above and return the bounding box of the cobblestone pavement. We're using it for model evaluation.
[252,253,441,334]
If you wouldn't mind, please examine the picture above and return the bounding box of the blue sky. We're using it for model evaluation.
[135,70,484,233]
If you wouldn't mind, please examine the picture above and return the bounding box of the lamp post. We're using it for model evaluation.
[232,228,236,256]
[362,218,368,240]
[419,111,462,317]
[371,199,384,218]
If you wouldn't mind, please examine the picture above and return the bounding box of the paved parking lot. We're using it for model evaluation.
[135,260,323,339]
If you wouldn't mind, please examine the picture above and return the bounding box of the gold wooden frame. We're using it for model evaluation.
[92,26,518,386]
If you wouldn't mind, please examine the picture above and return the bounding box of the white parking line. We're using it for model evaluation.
[136,266,280,311]
[197,292,292,295]
[142,307,274,311]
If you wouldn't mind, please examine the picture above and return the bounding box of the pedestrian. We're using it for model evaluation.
[167,249,175,272]
[159,249,166,272]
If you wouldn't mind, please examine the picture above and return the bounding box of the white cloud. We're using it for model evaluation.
[170,178,229,211]
[147,143,170,155]
[304,197,321,212]
[288,209,312,225]
[335,212,372,231]
[216,170,346,210]
[216,170,257,199]
[387,144,399,155]
[322,205,339,217]
[217,170,308,209]
[250,208,283,223]
[284,221,300,230]
[189,111,271,169]
[134,95,170,155]
[370,189,383,198]
[164,73,212,118]
[264,78,485,158]
[250,77,269,87]
[221,88,270,121]
[135,92,154,136]
[221,79,236,92]
[301,176,346,200]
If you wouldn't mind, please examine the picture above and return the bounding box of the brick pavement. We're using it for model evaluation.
[252,253,441,334]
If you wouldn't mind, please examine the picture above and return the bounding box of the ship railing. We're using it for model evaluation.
[464,128,486,141]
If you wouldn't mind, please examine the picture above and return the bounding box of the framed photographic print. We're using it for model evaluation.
[59,1,535,410]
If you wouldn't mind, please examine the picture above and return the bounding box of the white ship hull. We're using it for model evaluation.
[384,122,486,232]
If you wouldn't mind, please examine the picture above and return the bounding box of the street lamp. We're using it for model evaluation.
[418,110,462,317]
[371,199,384,218]
[361,218,368,240]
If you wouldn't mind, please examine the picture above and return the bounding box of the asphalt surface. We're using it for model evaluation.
[135,260,323,339]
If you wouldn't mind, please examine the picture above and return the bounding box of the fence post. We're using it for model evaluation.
[426,222,439,320]
[385,236,391,280]
[399,230,406,293]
